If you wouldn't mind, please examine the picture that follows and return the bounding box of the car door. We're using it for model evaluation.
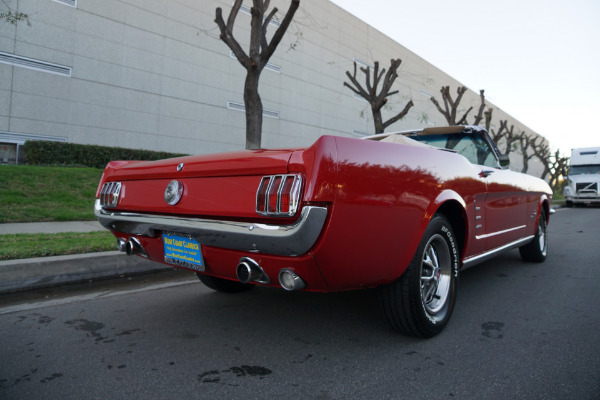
[480,168,529,250]
[452,132,529,252]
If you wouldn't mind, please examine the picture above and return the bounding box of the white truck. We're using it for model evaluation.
[564,147,600,207]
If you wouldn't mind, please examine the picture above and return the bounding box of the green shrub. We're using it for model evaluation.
[23,141,187,168]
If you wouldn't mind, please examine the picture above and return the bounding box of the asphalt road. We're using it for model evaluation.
[1,208,599,399]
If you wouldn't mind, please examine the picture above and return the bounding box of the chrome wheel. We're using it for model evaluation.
[519,212,548,263]
[379,214,459,338]
[421,234,452,315]
[538,222,547,257]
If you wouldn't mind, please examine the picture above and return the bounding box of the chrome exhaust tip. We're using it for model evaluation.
[236,257,270,284]
[125,237,147,257]
[117,238,127,252]
[278,269,306,291]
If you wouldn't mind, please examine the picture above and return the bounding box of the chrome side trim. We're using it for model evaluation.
[475,224,526,240]
[94,199,327,257]
[461,235,535,269]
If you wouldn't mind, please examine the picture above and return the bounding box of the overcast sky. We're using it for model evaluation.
[328,0,600,155]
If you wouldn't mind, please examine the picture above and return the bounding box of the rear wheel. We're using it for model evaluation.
[196,273,254,293]
[519,211,548,262]
[379,215,459,338]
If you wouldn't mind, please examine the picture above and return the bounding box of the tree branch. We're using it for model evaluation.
[344,63,370,99]
[261,7,278,52]
[473,89,486,125]
[430,92,451,124]
[382,100,414,130]
[261,0,300,62]
[456,106,473,125]
[215,6,251,68]
[227,0,242,33]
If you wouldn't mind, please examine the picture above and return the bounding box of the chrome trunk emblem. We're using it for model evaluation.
[164,180,183,205]
[177,163,184,172]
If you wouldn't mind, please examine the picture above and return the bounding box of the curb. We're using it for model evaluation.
[0,252,172,294]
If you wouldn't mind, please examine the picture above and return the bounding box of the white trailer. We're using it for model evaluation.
[564,147,600,207]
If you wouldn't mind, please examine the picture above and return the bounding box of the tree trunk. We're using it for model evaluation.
[244,69,263,149]
[521,152,529,174]
[215,1,300,149]
[373,110,384,134]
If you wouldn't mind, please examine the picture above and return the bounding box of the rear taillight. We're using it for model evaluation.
[99,181,122,208]
[256,175,303,216]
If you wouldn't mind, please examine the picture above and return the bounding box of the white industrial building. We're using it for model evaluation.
[0,0,544,175]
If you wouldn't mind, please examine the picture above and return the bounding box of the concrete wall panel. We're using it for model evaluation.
[0,0,546,175]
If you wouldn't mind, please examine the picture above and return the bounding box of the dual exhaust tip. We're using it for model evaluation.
[117,237,147,258]
[236,257,306,291]
[118,239,305,291]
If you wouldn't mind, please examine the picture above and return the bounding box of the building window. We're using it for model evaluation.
[227,101,280,119]
[0,131,67,165]
[237,2,281,27]
[52,0,77,7]
[229,51,281,73]
[353,57,373,70]
[0,52,72,76]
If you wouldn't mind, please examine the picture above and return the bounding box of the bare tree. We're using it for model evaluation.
[517,134,540,174]
[344,59,414,134]
[489,120,522,155]
[1,0,30,25]
[533,143,569,191]
[483,107,493,132]
[430,86,488,126]
[533,141,552,180]
[215,0,300,149]
[549,150,569,192]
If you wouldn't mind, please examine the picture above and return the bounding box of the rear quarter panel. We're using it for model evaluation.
[295,136,485,290]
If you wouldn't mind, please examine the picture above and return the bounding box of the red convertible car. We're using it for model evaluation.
[95,125,552,337]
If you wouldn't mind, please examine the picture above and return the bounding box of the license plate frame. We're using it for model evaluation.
[163,232,205,272]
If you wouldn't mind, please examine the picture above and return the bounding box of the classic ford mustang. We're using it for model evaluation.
[95,125,552,337]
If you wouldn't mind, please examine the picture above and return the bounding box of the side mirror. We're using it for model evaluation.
[499,154,510,168]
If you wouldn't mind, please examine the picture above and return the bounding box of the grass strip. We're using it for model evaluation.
[0,165,103,223]
[0,231,116,261]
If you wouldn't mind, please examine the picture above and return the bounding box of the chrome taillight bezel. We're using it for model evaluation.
[99,181,122,208]
[256,175,303,217]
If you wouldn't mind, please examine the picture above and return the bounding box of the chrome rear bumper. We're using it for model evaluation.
[94,199,327,256]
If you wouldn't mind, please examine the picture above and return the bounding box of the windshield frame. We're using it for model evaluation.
[403,127,503,168]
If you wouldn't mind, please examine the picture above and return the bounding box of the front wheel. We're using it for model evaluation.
[196,273,254,293]
[379,215,459,338]
[519,211,548,262]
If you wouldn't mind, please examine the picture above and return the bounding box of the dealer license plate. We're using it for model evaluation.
[163,233,205,272]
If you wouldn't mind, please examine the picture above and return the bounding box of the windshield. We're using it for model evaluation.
[409,133,499,168]
[570,165,600,175]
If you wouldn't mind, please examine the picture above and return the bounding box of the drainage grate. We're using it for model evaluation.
[0,52,72,76]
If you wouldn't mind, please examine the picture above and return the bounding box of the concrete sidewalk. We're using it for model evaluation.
[0,221,171,294]
[0,220,105,235]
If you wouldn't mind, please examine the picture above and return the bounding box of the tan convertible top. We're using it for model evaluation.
[364,125,469,148]
[379,133,432,147]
